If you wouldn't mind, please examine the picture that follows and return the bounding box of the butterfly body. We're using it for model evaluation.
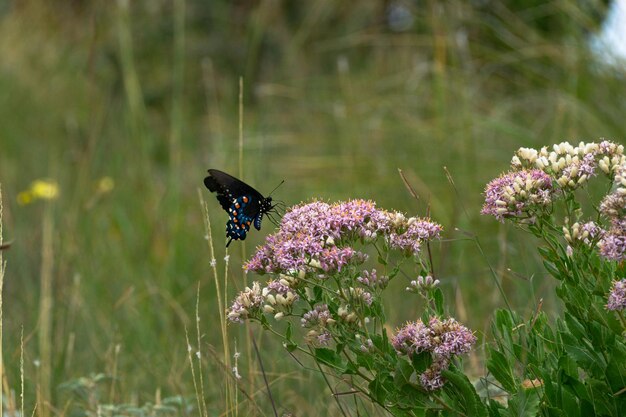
[204,169,274,247]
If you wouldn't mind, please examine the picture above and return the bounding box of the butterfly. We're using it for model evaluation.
[204,169,281,247]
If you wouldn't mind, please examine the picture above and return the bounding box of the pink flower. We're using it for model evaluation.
[245,200,441,274]
[481,169,554,221]
[607,279,626,311]
[392,316,476,391]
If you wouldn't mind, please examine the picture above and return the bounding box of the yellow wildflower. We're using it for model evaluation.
[31,180,59,200]
[17,179,59,205]
[97,177,114,194]
[17,191,33,206]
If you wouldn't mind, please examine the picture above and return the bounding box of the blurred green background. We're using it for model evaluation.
[1,0,624,415]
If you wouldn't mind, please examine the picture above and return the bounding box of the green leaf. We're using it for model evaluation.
[588,379,617,416]
[344,360,359,375]
[395,384,432,410]
[314,347,346,371]
[487,400,505,417]
[411,351,432,374]
[563,313,586,341]
[371,332,395,358]
[368,373,393,404]
[355,350,374,370]
[285,322,293,341]
[433,288,444,316]
[560,386,581,417]
[560,332,606,372]
[544,406,567,417]
[389,402,426,417]
[538,246,558,262]
[283,321,298,352]
[378,255,388,266]
[557,354,579,379]
[389,263,401,279]
[441,367,488,417]
[394,358,414,387]
[507,387,541,417]
[284,342,298,352]
[486,348,517,393]
[313,285,323,301]
[494,310,516,332]
[543,260,562,279]
[606,342,626,392]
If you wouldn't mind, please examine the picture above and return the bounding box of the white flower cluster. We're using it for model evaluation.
[598,141,625,175]
[337,305,359,323]
[511,140,624,189]
[227,279,299,323]
[511,142,597,188]
[262,287,298,321]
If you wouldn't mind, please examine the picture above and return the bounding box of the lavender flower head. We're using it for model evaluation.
[391,320,431,355]
[481,169,554,221]
[245,200,442,274]
[406,275,440,293]
[600,192,626,219]
[428,317,477,357]
[357,269,389,289]
[301,304,335,328]
[392,316,476,391]
[607,279,626,311]
[301,304,335,346]
[598,163,626,262]
[598,233,626,262]
[419,357,449,391]
[388,218,442,255]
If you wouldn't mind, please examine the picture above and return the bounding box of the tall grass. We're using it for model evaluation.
[36,203,53,417]
[0,0,624,415]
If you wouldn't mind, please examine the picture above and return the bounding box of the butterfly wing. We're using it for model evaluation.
[205,170,252,208]
[204,169,270,246]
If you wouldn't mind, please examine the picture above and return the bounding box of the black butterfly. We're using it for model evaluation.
[204,169,280,247]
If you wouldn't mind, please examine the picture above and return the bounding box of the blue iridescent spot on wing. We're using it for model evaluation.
[254,213,263,231]
[225,196,255,243]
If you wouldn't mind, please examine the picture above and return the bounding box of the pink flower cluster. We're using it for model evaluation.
[607,279,626,311]
[301,304,335,346]
[481,169,554,221]
[598,163,626,262]
[357,269,389,289]
[245,200,442,274]
[392,317,476,391]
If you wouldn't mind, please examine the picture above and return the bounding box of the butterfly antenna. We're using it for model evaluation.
[267,179,285,197]
[226,238,233,248]
[272,199,286,214]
